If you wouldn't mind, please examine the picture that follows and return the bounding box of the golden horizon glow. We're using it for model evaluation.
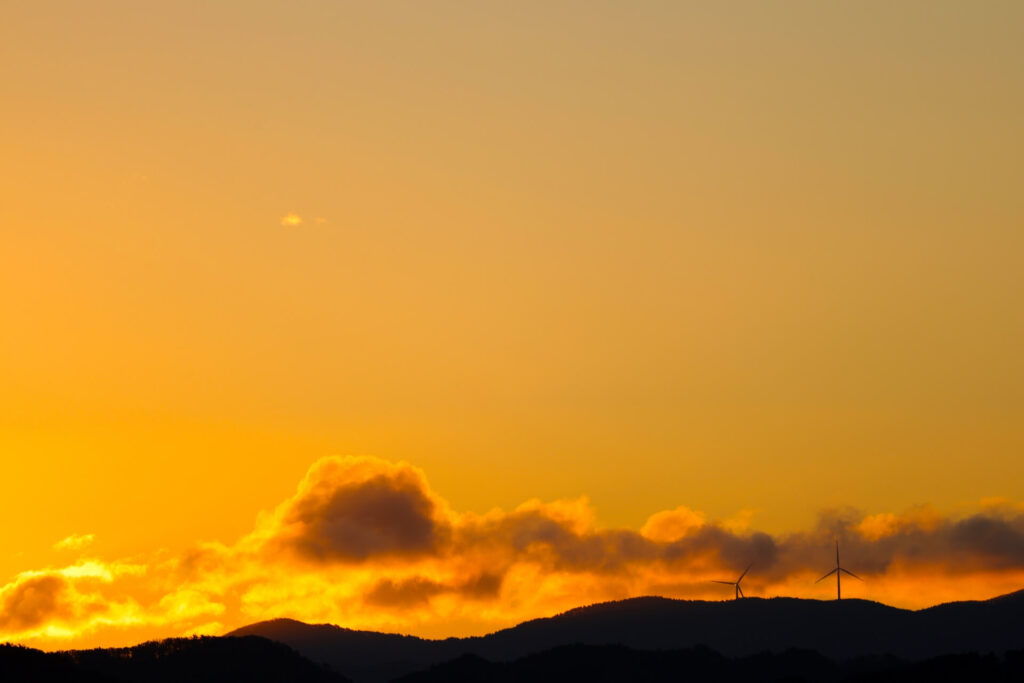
[2,455,1024,650]
[2,0,1023,651]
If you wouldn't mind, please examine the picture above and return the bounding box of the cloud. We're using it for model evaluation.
[257,457,452,562]
[3,455,1024,649]
[0,562,149,641]
[641,505,706,542]
[364,576,445,608]
[763,508,1024,579]
[280,212,302,227]
[0,575,73,632]
[364,571,504,609]
[54,534,95,552]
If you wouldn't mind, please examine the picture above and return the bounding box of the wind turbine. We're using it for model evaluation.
[712,563,752,599]
[815,540,861,600]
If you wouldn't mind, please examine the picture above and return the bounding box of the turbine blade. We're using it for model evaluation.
[738,562,753,582]
[712,581,735,585]
[815,568,838,583]
[738,585,745,598]
[840,568,863,581]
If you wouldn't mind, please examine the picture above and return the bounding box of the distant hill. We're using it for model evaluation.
[228,590,1024,682]
[0,644,111,682]
[393,643,1024,683]
[4,594,1023,682]
[0,636,349,683]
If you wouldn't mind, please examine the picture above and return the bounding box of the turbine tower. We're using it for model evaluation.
[712,563,752,599]
[815,540,861,600]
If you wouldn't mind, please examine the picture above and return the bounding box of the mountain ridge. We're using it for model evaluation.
[0,636,349,683]
[227,589,1024,682]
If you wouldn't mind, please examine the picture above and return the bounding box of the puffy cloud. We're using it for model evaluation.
[257,457,452,563]
[767,508,1024,579]
[641,505,706,542]
[0,563,148,642]
[3,455,1024,649]
[0,575,73,632]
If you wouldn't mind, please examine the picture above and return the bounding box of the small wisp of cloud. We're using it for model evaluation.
[280,212,303,227]
[53,534,95,552]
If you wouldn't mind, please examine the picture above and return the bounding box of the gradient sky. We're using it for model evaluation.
[1,0,1023,648]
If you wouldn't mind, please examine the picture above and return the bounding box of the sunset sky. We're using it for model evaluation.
[2,1,1023,649]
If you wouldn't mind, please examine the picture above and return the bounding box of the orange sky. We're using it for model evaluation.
[1,1,1023,649]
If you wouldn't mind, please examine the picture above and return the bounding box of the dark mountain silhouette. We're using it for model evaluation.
[7,635,1024,683]
[4,593,1024,682]
[0,644,112,682]
[227,621,453,683]
[228,590,1024,682]
[0,636,349,683]
[393,644,1024,683]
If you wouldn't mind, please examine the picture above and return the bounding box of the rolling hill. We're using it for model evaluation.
[228,589,1024,681]
[0,636,348,683]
